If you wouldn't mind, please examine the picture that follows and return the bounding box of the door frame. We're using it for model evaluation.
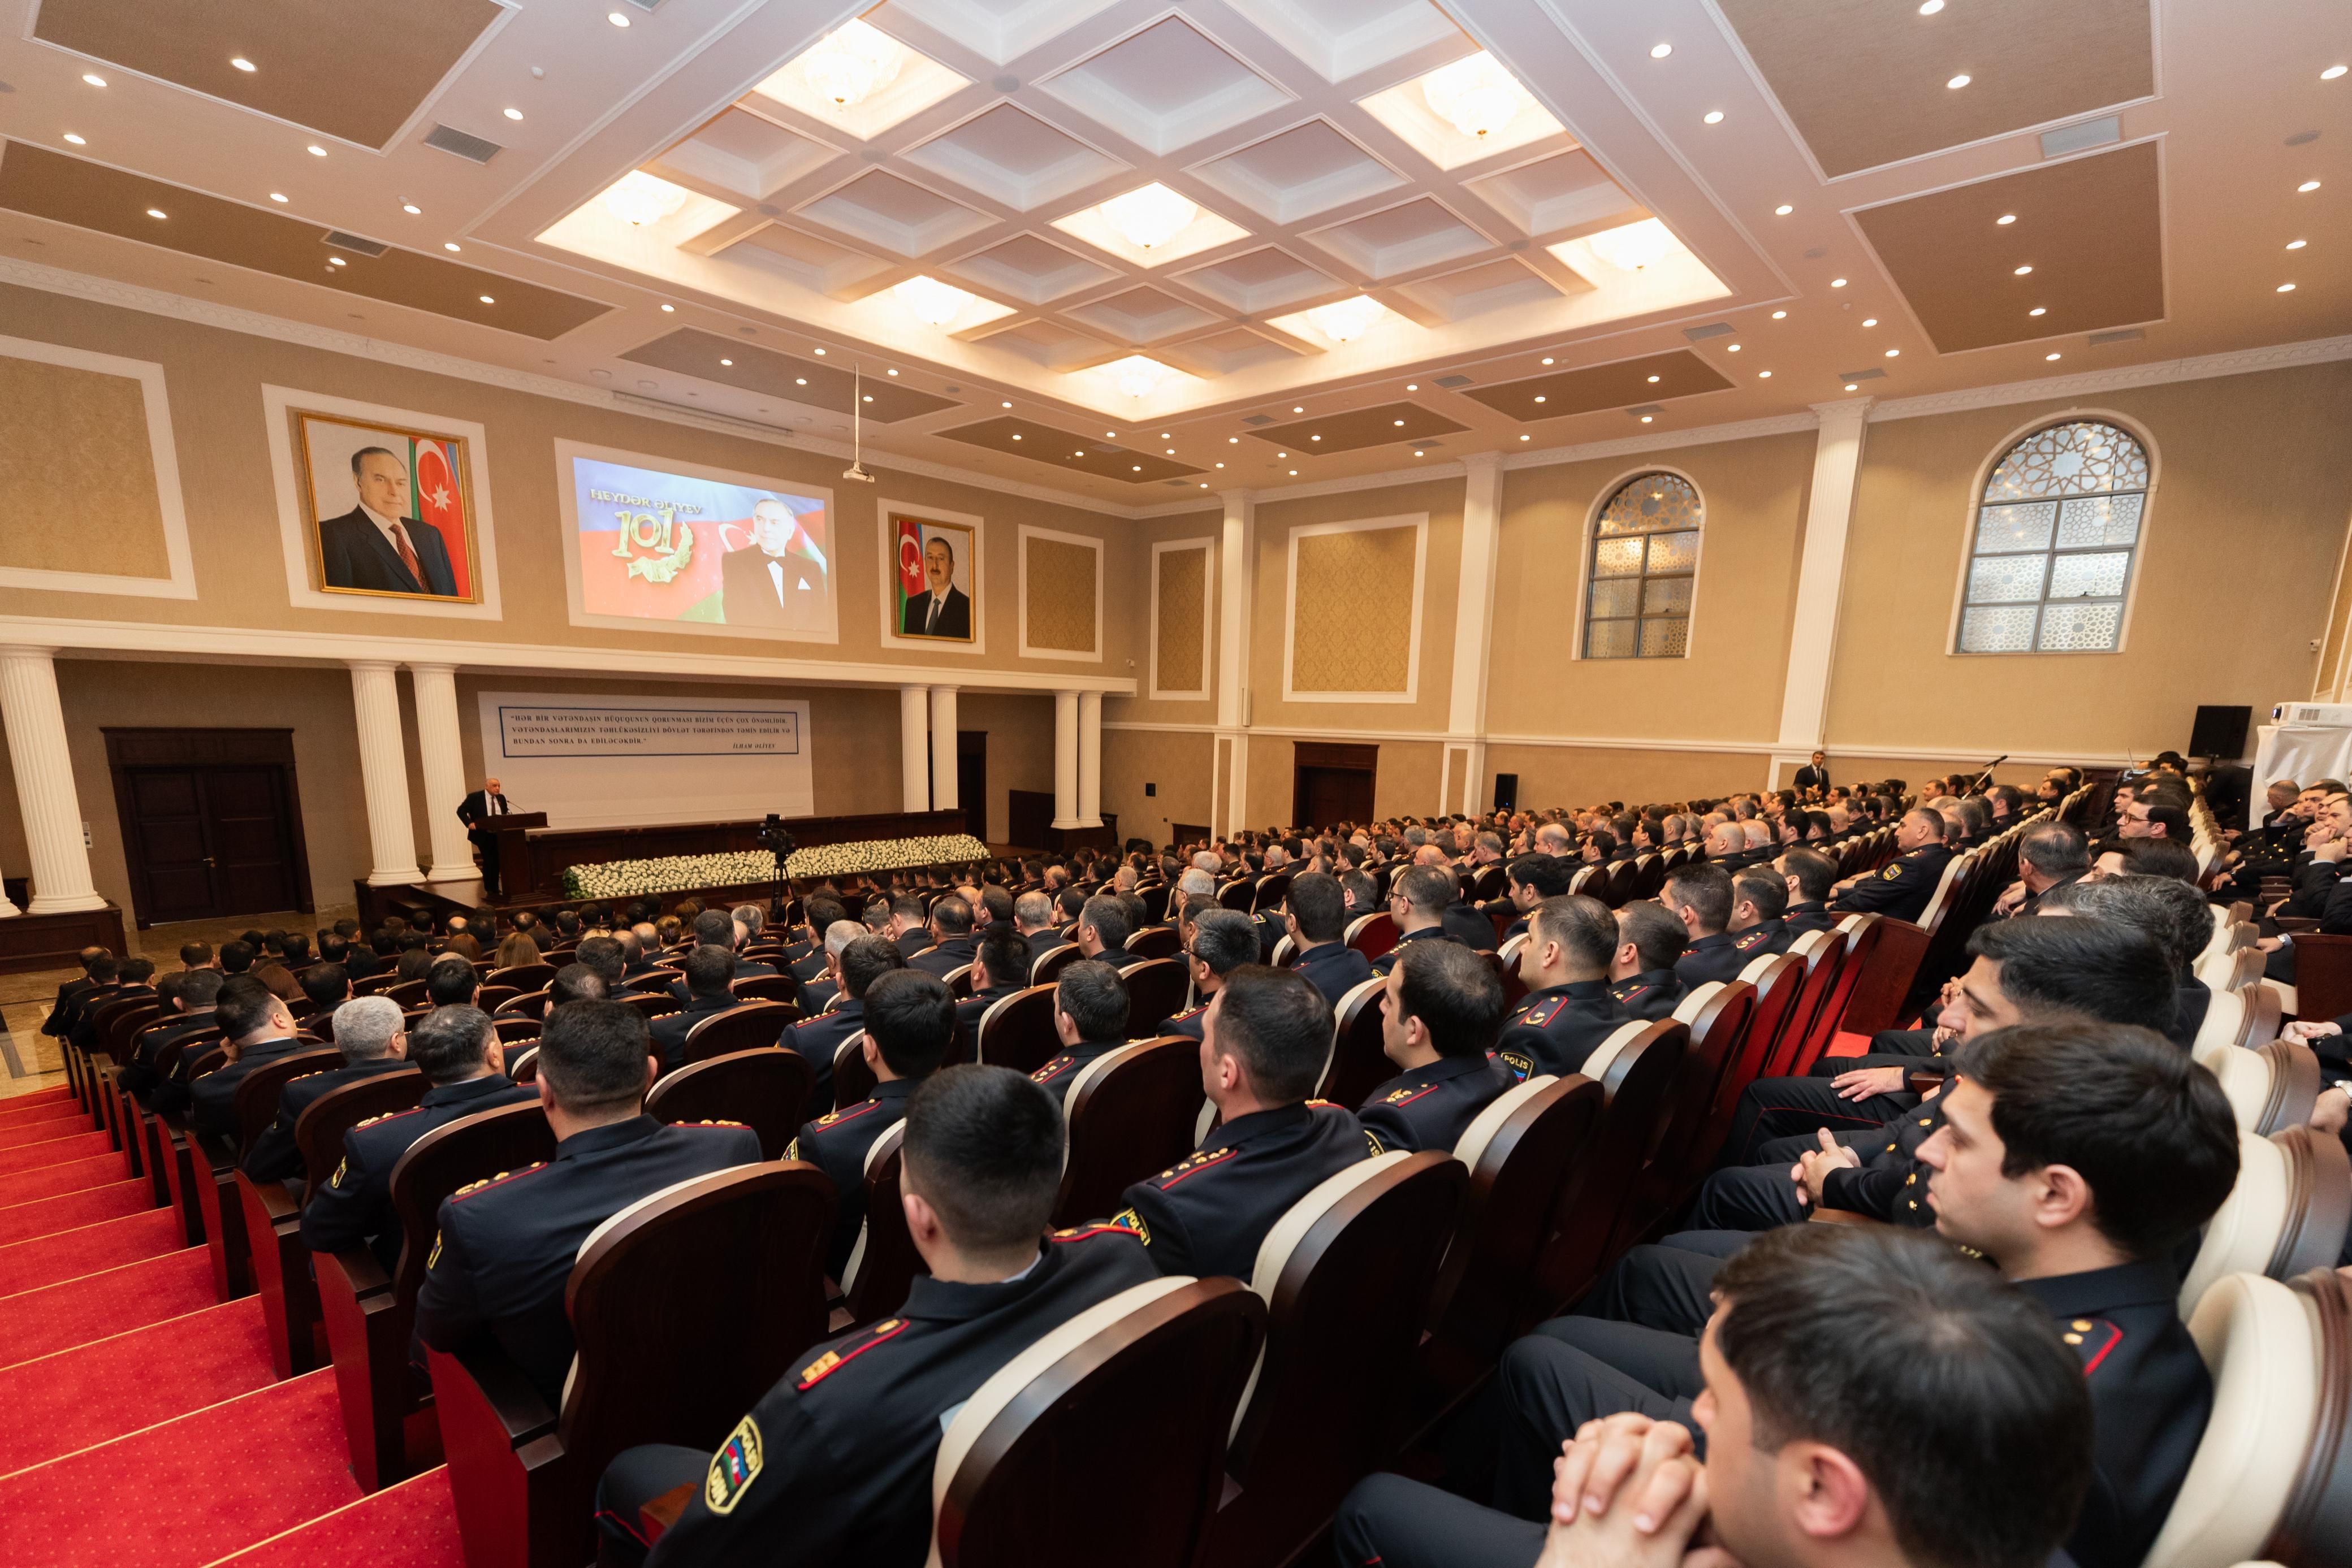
[1292,742,1379,829]
[104,728,315,929]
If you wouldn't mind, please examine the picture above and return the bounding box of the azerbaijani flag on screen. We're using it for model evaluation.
[571,456,827,624]
[408,437,469,599]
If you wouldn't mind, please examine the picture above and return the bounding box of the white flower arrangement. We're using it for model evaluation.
[560,835,989,899]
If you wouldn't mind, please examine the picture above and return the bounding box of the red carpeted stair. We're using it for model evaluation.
[0,1087,464,1568]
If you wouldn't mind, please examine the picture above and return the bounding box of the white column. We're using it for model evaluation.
[0,647,99,913]
[409,663,477,883]
[1052,690,1080,829]
[899,685,931,812]
[1214,490,1255,839]
[929,685,959,812]
[1077,690,1103,828]
[1448,453,1504,815]
[1772,399,1874,782]
[348,660,425,886]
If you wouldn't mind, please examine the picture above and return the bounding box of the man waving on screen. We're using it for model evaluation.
[721,499,829,630]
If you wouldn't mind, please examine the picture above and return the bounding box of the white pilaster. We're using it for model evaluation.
[929,685,959,812]
[1215,490,1255,839]
[347,660,425,886]
[1772,399,1874,781]
[1448,453,1504,815]
[409,663,476,883]
[900,685,931,812]
[1052,690,1080,829]
[0,647,99,913]
[1077,690,1103,828]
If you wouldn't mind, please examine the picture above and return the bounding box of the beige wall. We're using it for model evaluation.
[1486,743,1774,810]
[1102,727,1215,845]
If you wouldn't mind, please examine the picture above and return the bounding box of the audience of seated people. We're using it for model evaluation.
[1360,939,1515,1153]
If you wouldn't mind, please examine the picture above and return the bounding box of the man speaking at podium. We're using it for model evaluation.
[458,776,520,898]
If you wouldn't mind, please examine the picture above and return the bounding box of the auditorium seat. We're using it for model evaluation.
[494,987,551,1019]
[2140,1268,2352,1568]
[1529,1019,1688,1310]
[927,1277,1265,1568]
[1611,980,1758,1250]
[1053,1038,1204,1227]
[433,1161,835,1568]
[645,1048,813,1159]
[833,1121,920,1328]
[487,963,557,991]
[1687,953,1807,1173]
[972,984,1058,1074]
[1205,1150,1468,1568]
[2195,1037,2319,1136]
[2176,1128,2352,1312]
[731,974,799,1003]
[1316,976,1389,1110]
[506,1045,540,1081]
[617,993,681,1021]
[1489,950,1528,1012]
[1343,913,1398,961]
[179,1045,341,1301]
[318,1100,558,1491]
[1030,944,1083,987]
[1119,959,1191,1040]
[1761,929,1847,1078]
[1126,925,1182,960]
[680,999,794,1066]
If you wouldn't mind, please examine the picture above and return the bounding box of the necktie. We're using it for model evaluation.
[390,522,424,588]
[925,596,941,634]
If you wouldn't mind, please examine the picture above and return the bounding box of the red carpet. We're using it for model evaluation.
[205,1467,465,1568]
[0,1130,112,1175]
[0,1300,274,1474]
[0,1372,361,1568]
[2,1153,126,1204]
[0,1207,184,1296]
[0,1181,150,1246]
[0,1249,217,1367]
[0,1101,86,1135]
[0,1087,74,1112]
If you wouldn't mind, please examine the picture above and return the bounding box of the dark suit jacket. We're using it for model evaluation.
[722,545,829,629]
[457,790,518,844]
[317,507,456,596]
[901,586,971,639]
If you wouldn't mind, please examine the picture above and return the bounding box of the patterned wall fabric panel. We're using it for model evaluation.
[1023,535,1099,654]
[0,354,171,577]
[1292,525,1417,692]
[1155,544,1208,693]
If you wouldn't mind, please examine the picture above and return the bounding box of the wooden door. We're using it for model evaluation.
[107,730,312,929]
[957,730,989,844]
[124,769,216,922]
[1293,743,1378,830]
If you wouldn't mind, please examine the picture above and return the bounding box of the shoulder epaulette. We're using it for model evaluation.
[679,1119,748,1128]
[451,1162,546,1200]
[353,1106,425,1130]
[1733,928,1770,950]
[796,1316,909,1389]
[809,1099,883,1132]
[1517,999,1566,1030]
[1031,1054,1075,1082]
[1050,1222,1139,1243]
[1380,1082,1438,1107]
[1145,1144,1236,1189]
[1171,1003,1208,1021]
[2063,1316,2124,1374]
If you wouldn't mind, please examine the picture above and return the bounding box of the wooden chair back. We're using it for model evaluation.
[1119,959,1192,1040]
[1343,912,1398,961]
[1487,948,1528,1012]
[732,974,800,1003]
[1649,981,1758,1178]
[231,1047,345,1155]
[493,1017,541,1045]
[1030,943,1083,987]
[646,1049,812,1160]
[833,1032,874,1111]
[386,980,430,1008]
[1758,929,1842,1078]
[1125,925,1182,960]
[97,998,162,1058]
[927,1278,1265,1568]
[1602,857,1640,908]
[1802,913,1880,1045]
[1530,1020,1688,1313]
[493,987,550,1019]
[295,1067,428,1192]
[486,963,557,991]
[1688,955,1805,1172]
[1316,975,1391,1109]
[387,1102,559,1305]
[1053,1039,1205,1227]
[1469,864,1507,903]
[841,1122,922,1324]
[507,1045,539,1082]
[475,985,520,1013]
[972,984,1060,1075]
[617,992,681,1022]
[1252,872,1293,913]
[681,1001,794,1065]
[1218,879,1255,912]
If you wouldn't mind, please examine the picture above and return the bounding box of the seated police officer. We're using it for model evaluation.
[1158,908,1258,1039]
[594,1064,1159,1568]
[300,1004,537,1273]
[1336,1224,2097,1568]
[423,953,482,1010]
[1107,964,1372,1277]
[1027,960,1131,1110]
[176,976,309,1140]
[414,1000,762,1410]
[795,919,868,1016]
[1827,807,1953,922]
[1492,853,1573,942]
[242,995,413,1188]
[781,935,903,1112]
[957,925,1030,1032]
[1486,1020,2233,1568]
[1013,891,1072,968]
[1724,869,1795,964]
[1279,871,1374,1006]
[1607,901,1688,1020]
[1360,940,1514,1154]
[788,967,953,1281]
[119,967,225,1103]
[786,898,847,985]
[1370,865,1475,978]
[1663,864,1743,987]
[1776,846,1841,935]
[1074,894,1148,973]
[907,894,979,981]
[1497,895,1631,1079]
[650,947,746,1071]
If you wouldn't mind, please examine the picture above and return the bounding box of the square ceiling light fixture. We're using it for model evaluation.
[1051,181,1251,268]
[1546,216,1731,312]
[750,18,969,141]
[1359,50,1570,171]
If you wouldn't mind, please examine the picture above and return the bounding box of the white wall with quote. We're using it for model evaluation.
[475,691,815,829]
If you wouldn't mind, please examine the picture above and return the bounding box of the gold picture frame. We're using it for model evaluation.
[290,409,483,604]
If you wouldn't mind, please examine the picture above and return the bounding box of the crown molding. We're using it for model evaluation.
[0,256,1143,520]
[1868,335,2352,422]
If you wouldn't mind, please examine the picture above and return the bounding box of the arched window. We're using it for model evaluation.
[1586,471,1700,659]
[1958,419,2149,653]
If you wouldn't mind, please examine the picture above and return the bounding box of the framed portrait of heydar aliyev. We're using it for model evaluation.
[291,409,482,603]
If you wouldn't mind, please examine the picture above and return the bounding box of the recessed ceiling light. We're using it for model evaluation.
[2324,66,2347,80]
[1414,449,1426,455]
[307,144,326,157]
[1165,448,1175,454]
[1406,383,1419,391]
[1885,348,1900,357]
[1216,461,1225,467]
[2046,352,2061,360]
[1758,370,1771,378]
[1292,405,1304,413]
[863,395,873,402]
[1774,203,1793,215]
[1640,415,1653,423]
[2013,265,2033,275]
[479,294,494,304]
[1001,401,1011,408]
[504,107,524,121]
[2029,306,2046,316]
[1703,110,1724,124]
[887,368,898,376]
[1830,278,1847,287]
[1844,383,1859,391]
[1996,214,2017,226]
[1919,0,1944,12]
[813,348,825,354]
[402,203,421,214]
[1770,309,1787,319]
[2288,239,2307,249]
[1229,437,1238,443]
[1862,318,1878,327]
[269,190,288,202]
[81,73,105,88]
[1728,343,1741,352]
[443,241,460,251]
[145,207,166,219]
[327,255,344,265]
[1105,430,1116,438]
[1517,436,1529,441]
[660,303,674,311]
[608,10,630,24]
[1650,42,1673,58]
[230,57,256,72]
[1277,452,1287,458]
[802,379,811,386]
[1946,73,1970,89]
[2299,180,2322,192]
[62,132,86,145]
[720,358,732,366]
[1533,396,1546,403]
[2278,281,2298,292]
[1160,432,1171,438]
[1541,356,1554,365]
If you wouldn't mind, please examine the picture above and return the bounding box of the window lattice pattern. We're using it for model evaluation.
[1587,473,1700,659]
[1959,421,2147,655]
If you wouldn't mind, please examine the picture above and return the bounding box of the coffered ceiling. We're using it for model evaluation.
[0,0,2341,512]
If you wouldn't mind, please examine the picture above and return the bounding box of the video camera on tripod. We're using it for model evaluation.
[755,813,795,922]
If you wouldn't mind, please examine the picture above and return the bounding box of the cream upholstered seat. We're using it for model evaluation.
[1671,980,1725,1026]
[1453,1073,1559,1173]
[838,1119,906,1297]
[2176,1128,2352,1312]
[2193,989,2250,1060]
[1575,1019,1657,1084]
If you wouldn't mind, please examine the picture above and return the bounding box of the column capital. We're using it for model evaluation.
[1459,451,1504,475]
[1218,488,1257,509]
[1808,396,1876,430]
[900,682,931,695]
[405,660,456,678]
[0,644,59,662]
[344,657,401,675]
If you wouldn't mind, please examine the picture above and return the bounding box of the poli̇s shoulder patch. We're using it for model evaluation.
[704,1415,763,1515]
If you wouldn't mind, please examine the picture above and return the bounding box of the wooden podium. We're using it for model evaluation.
[483,812,546,894]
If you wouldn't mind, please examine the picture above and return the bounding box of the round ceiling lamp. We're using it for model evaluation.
[599,170,690,227]
[1305,294,1386,343]
[1101,185,1197,250]
[893,275,975,327]
[802,21,903,108]
[1422,51,1521,141]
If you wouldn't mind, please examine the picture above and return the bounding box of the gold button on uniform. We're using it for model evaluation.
[2072,1319,2093,1332]
[2063,1332,2083,1345]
